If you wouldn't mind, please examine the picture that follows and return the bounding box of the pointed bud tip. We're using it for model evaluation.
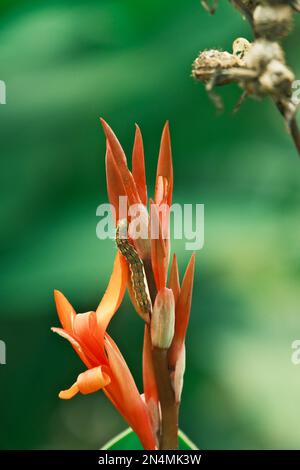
[54,289,62,300]
[99,117,111,136]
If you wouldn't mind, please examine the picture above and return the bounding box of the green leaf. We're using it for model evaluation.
[101,428,198,450]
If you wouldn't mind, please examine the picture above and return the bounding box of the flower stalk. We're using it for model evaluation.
[52,119,196,450]
[152,346,179,449]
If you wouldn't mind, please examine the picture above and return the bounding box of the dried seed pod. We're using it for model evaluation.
[244,39,284,70]
[197,0,300,154]
[259,60,295,97]
[253,5,293,40]
[232,37,252,59]
[261,0,300,10]
[230,0,258,20]
[291,0,300,12]
[237,0,257,8]
[193,49,242,71]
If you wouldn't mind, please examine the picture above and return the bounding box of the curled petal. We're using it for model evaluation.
[59,383,79,400]
[59,366,111,400]
[72,312,105,365]
[54,290,76,334]
[132,125,147,206]
[96,252,128,333]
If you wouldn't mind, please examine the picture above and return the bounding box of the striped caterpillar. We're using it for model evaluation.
[116,219,152,321]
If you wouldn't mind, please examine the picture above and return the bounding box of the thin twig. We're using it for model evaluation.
[276,101,300,156]
[289,117,300,155]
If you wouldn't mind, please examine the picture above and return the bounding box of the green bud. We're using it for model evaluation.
[151,288,175,349]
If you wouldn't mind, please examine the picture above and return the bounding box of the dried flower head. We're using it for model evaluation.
[253,4,293,39]
[196,1,300,154]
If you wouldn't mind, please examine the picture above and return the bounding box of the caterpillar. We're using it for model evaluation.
[116,219,152,320]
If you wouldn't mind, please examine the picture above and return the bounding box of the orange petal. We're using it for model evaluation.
[54,290,76,333]
[96,252,128,333]
[132,125,147,206]
[59,383,79,400]
[142,329,160,442]
[77,366,111,394]
[59,366,111,400]
[105,334,156,450]
[154,122,173,207]
[105,334,141,403]
[100,118,140,206]
[143,326,158,404]
[72,312,106,365]
[150,201,168,291]
[168,253,196,368]
[173,343,186,403]
[168,253,180,304]
[51,327,93,369]
[106,142,126,222]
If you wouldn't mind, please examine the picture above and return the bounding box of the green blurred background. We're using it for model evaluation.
[1,0,300,450]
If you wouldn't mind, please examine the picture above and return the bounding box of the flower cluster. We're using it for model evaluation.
[52,120,195,450]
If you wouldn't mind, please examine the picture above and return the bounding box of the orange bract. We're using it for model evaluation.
[53,119,196,451]
[99,119,196,409]
[52,252,156,450]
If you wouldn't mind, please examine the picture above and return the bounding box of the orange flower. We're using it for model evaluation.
[100,120,174,407]
[52,253,156,450]
[100,119,195,420]
[101,118,172,281]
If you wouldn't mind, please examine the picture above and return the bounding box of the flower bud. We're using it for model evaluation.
[151,288,175,349]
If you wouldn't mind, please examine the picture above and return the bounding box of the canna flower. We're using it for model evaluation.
[101,118,174,307]
[52,253,156,450]
[100,120,196,448]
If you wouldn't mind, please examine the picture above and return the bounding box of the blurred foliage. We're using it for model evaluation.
[0,0,300,450]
